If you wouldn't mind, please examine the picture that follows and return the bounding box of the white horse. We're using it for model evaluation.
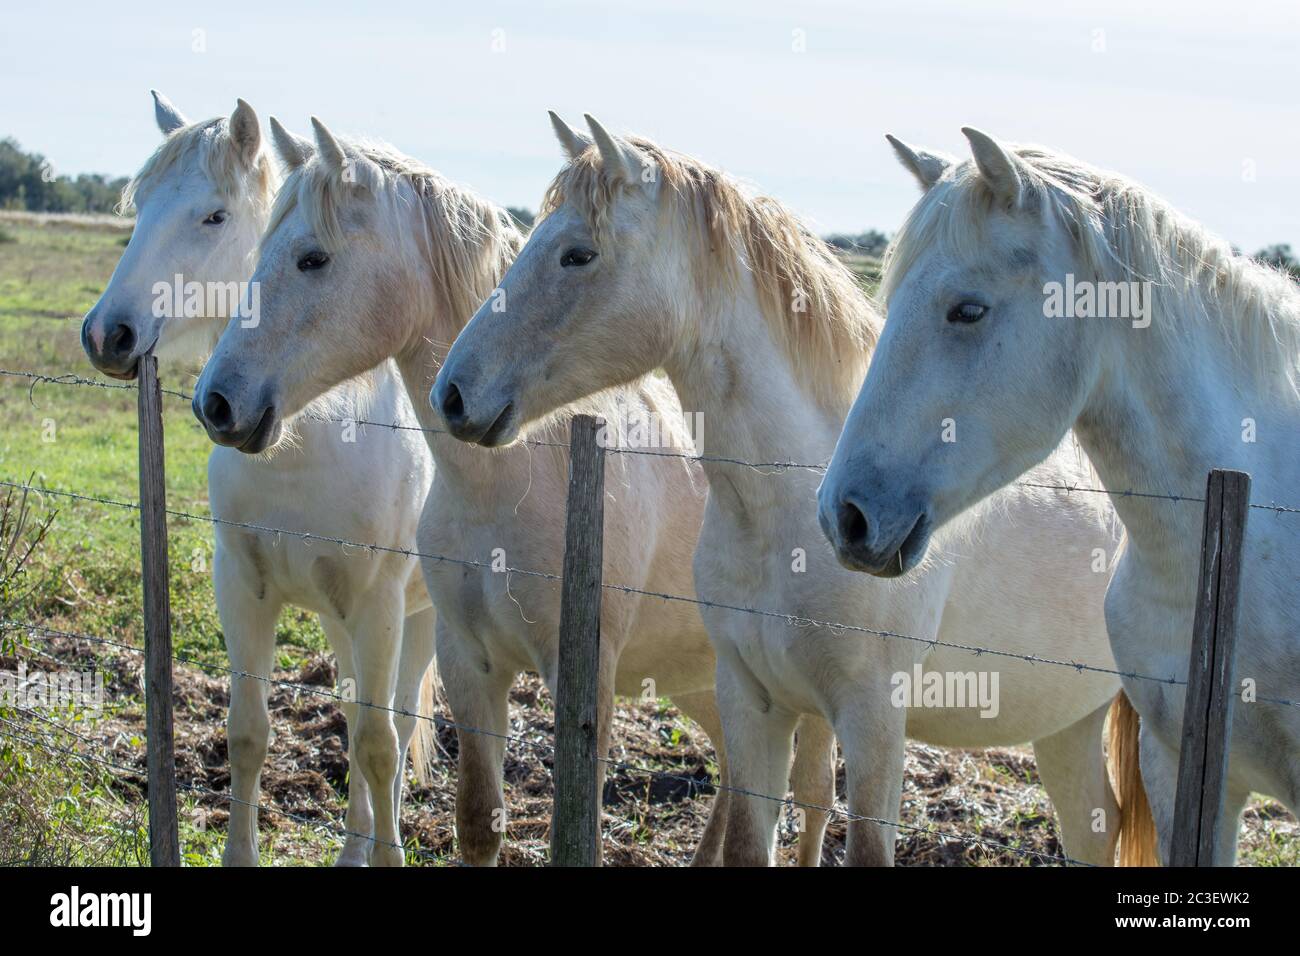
[819,129,1300,864]
[189,117,837,866]
[434,113,1153,866]
[80,93,437,867]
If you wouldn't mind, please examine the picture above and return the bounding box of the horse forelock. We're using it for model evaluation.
[266,136,524,345]
[540,136,879,408]
[883,144,1300,398]
[119,116,278,219]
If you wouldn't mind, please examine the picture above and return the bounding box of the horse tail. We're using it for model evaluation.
[1108,690,1158,866]
[409,661,437,788]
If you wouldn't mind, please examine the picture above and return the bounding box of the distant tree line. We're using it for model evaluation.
[506,206,534,229]
[1255,243,1299,278]
[823,229,890,257]
[0,138,128,214]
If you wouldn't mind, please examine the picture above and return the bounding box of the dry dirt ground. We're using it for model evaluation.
[14,633,1295,867]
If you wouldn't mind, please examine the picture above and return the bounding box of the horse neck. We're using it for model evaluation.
[1076,287,1300,585]
[663,272,863,508]
[393,338,564,505]
[389,209,528,492]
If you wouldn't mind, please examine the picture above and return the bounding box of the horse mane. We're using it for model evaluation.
[540,136,880,408]
[883,144,1300,399]
[118,116,278,219]
[266,137,524,350]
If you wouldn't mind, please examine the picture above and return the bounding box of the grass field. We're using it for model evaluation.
[0,212,1293,867]
[0,214,344,865]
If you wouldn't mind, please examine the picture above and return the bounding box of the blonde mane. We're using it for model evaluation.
[883,144,1300,399]
[118,116,277,218]
[540,136,880,408]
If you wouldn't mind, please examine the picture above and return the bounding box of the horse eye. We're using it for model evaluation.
[947,302,987,324]
[560,248,597,268]
[297,251,330,272]
[203,210,228,225]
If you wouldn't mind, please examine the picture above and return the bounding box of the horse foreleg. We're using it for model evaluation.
[439,621,512,866]
[1140,728,1247,865]
[1033,701,1117,865]
[348,591,406,867]
[391,606,438,815]
[716,656,799,866]
[837,698,906,866]
[1139,727,1178,864]
[215,549,281,868]
[320,618,375,866]
[790,714,836,867]
[671,690,729,867]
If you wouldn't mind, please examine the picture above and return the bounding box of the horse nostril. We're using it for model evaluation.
[441,382,465,422]
[105,322,136,358]
[202,390,234,432]
[838,499,869,547]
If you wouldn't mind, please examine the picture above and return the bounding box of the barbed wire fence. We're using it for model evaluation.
[0,362,1292,866]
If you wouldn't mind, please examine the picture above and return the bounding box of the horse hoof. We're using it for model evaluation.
[369,846,405,868]
[221,846,260,867]
[333,842,372,867]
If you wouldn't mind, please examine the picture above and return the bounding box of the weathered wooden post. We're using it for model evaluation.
[1169,468,1251,867]
[137,355,180,867]
[550,414,605,866]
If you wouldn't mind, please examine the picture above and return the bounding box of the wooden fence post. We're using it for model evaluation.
[551,414,605,867]
[137,355,180,867]
[1169,468,1251,867]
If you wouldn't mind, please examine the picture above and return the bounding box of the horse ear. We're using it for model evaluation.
[549,110,591,161]
[961,127,1022,206]
[885,134,952,191]
[229,99,261,167]
[269,117,312,170]
[151,89,188,136]
[310,116,347,173]
[584,114,644,186]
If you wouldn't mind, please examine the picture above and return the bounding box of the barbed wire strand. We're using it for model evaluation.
[594,752,1090,866]
[0,367,1293,865]
[0,367,194,403]
[3,618,549,753]
[1,635,1086,866]
[11,611,1087,863]
[3,367,1297,513]
[5,477,1297,709]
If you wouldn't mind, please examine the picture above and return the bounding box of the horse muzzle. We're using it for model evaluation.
[81,310,152,380]
[817,485,932,578]
[432,375,518,447]
[193,385,283,454]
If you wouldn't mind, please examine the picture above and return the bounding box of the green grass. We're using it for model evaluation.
[0,218,328,666]
[0,217,336,865]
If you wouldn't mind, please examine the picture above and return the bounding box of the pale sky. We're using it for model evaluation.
[3,0,1298,251]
